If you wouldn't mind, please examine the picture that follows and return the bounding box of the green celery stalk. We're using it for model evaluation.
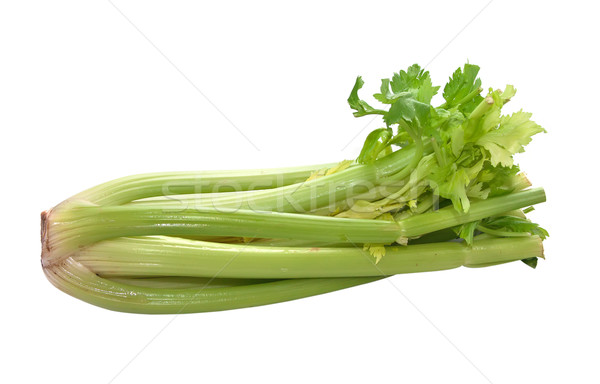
[45,258,381,314]
[43,187,545,262]
[75,235,543,279]
[72,162,335,206]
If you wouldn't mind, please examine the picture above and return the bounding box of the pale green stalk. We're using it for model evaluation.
[71,163,334,206]
[45,258,381,314]
[75,235,543,279]
[43,188,545,265]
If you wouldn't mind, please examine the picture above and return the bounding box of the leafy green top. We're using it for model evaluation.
[348,63,545,213]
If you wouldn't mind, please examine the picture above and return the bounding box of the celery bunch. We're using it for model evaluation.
[41,63,547,314]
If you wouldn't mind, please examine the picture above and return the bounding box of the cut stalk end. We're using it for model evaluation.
[40,209,51,267]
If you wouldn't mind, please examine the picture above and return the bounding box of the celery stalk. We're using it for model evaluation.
[75,235,543,279]
[45,258,381,314]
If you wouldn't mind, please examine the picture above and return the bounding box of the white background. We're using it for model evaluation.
[1,0,598,383]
